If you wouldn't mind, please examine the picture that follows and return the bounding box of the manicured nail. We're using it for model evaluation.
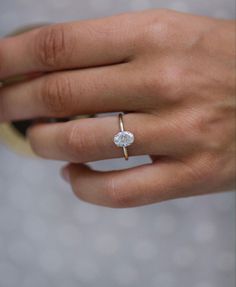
[61,167,70,183]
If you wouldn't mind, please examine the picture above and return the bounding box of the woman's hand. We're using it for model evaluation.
[0,10,235,207]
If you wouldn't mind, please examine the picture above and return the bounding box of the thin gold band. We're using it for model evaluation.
[118,113,129,160]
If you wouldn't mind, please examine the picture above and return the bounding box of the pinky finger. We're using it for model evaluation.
[61,159,193,208]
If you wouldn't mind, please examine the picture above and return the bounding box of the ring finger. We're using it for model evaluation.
[27,113,187,162]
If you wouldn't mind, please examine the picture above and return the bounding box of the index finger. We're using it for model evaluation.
[0,13,141,79]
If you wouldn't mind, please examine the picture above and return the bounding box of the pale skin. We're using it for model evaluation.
[0,9,235,208]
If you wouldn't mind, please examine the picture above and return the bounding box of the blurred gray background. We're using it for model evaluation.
[0,1,235,287]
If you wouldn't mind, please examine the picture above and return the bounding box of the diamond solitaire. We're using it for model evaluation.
[113,113,135,160]
[113,131,134,148]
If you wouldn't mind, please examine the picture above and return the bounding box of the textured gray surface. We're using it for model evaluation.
[0,1,235,287]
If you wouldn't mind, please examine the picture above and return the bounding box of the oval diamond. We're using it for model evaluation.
[113,131,134,148]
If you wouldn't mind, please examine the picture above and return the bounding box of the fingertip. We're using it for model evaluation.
[61,166,71,183]
[61,163,91,184]
[26,122,45,140]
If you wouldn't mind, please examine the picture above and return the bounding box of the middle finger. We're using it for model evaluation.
[0,63,145,122]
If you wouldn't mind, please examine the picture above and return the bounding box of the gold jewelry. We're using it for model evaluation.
[113,113,134,160]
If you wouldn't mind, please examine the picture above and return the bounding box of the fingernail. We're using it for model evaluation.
[61,167,70,183]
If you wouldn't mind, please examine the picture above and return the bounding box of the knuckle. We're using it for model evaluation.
[40,75,73,115]
[141,74,162,104]
[160,65,184,98]
[140,64,184,103]
[140,10,178,50]
[189,153,217,185]
[34,24,73,68]
[143,72,162,96]
[65,123,96,160]
[190,111,229,154]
